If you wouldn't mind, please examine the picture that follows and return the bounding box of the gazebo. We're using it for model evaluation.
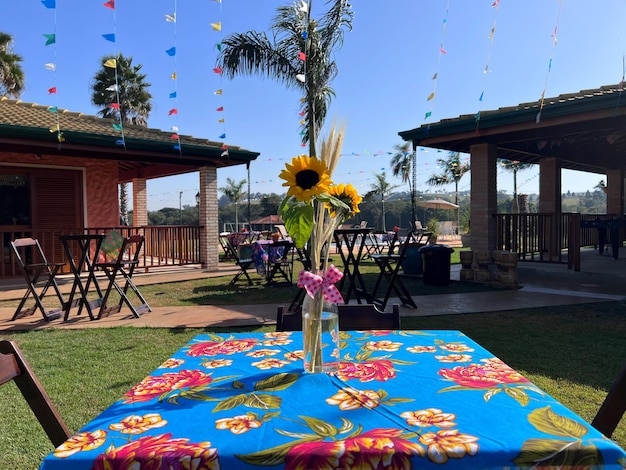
[399,84,626,266]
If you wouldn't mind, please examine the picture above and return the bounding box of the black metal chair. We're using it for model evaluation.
[94,234,151,319]
[0,340,71,447]
[266,240,294,286]
[10,238,65,321]
[369,230,418,310]
[276,303,401,332]
[224,237,255,286]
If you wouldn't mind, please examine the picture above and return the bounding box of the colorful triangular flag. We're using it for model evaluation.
[104,58,117,68]
[48,87,57,94]
[41,0,56,8]
[102,33,116,42]
[103,0,114,9]
[211,22,222,31]
[165,47,176,56]
[43,34,56,46]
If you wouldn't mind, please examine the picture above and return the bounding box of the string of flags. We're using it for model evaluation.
[296,0,309,147]
[212,0,229,157]
[424,0,451,123]
[102,0,126,148]
[41,0,64,144]
[165,1,182,154]
[536,0,563,123]
[475,0,501,128]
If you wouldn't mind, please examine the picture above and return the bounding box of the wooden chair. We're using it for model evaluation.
[94,234,151,319]
[276,303,400,332]
[591,361,626,438]
[10,238,65,321]
[0,340,71,447]
[224,237,255,286]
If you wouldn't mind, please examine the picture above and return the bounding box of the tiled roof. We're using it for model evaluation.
[0,97,259,168]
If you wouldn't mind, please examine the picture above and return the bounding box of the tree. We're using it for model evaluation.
[364,172,399,231]
[90,53,153,126]
[389,142,416,222]
[220,178,247,231]
[0,33,25,98]
[427,151,470,230]
[499,159,534,213]
[216,0,353,158]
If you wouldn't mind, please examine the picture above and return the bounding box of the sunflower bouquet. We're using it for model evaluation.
[278,125,362,372]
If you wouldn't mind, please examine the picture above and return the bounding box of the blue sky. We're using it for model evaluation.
[4,0,625,209]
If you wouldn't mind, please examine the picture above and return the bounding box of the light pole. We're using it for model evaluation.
[195,191,200,225]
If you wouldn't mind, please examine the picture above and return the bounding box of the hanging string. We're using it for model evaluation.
[102,0,126,149]
[475,0,501,130]
[296,0,310,149]
[211,0,228,157]
[536,0,562,123]
[41,0,64,145]
[424,0,451,124]
[165,1,182,156]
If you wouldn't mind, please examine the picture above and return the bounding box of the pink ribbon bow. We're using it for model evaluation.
[297,265,345,304]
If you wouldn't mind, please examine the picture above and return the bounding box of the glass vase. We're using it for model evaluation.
[302,290,339,374]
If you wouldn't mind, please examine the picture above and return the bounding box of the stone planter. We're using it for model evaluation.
[459,250,474,281]
[460,233,471,247]
[492,250,519,289]
[473,250,492,283]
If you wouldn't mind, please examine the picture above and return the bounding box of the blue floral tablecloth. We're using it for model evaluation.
[40,330,626,469]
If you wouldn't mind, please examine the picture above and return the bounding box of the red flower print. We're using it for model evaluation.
[337,360,396,382]
[92,433,219,470]
[285,428,424,470]
[438,359,529,388]
[187,338,258,356]
[123,370,213,403]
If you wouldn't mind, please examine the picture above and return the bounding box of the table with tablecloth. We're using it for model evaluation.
[40,330,626,469]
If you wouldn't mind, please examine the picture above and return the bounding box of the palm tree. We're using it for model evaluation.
[499,160,534,213]
[390,142,416,221]
[427,151,470,230]
[220,178,247,231]
[0,33,25,98]
[364,172,399,232]
[216,0,353,158]
[90,53,152,126]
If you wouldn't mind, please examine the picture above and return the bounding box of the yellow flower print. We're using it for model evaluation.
[326,387,381,410]
[215,415,262,434]
[109,413,168,435]
[159,358,184,369]
[419,429,479,464]
[284,350,304,361]
[264,332,292,339]
[435,354,473,363]
[364,340,402,352]
[279,155,332,202]
[263,338,292,346]
[246,348,281,358]
[439,343,475,353]
[251,358,289,370]
[203,358,233,369]
[407,345,437,353]
[401,408,457,428]
[53,429,108,458]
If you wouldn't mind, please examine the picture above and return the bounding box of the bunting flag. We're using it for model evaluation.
[476,0,500,129]
[102,0,125,149]
[41,0,63,143]
[165,0,182,153]
[424,0,450,123]
[211,22,222,31]
[212,0,227,145]
[537,0,563,122]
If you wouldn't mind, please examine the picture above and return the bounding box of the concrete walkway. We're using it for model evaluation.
[1,247,624,331]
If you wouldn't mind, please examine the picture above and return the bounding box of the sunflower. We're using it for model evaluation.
[279,155,332,202]
[327,183,362,216]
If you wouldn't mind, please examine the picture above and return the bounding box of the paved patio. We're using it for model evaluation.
[1,247,624,331]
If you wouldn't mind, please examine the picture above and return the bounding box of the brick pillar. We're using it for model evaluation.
[469,143,498,252]
[606,169,624,216]
[132,178,147,227]
[538,157,561,261]
[199,166,219,271]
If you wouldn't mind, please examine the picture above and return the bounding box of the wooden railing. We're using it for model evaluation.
[494,213,623,270]
[0,225,202,279]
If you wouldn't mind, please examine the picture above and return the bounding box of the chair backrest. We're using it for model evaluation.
[0,340,71,447]
[276,304,401,332]
[268,240,293,263]
[11,237,49,268]
[414,220,424,231]
[273,224,289,239]
[591,361,626,438]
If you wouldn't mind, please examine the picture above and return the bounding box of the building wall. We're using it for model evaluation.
[0,151,119,228]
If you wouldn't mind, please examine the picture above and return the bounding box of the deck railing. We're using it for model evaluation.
[0,225,202,278]
[494,213,623,270]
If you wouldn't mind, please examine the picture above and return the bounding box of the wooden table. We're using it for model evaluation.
[333,227,373,303]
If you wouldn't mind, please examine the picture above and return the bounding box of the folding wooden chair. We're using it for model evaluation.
[94,234,151,319]
[219,232,236,261]
[369,231,418,310]
[591,361,626,438]
[266,240,294,286]
[0,340,71,447]
[276,304,400,332]
[10,238,65,321]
